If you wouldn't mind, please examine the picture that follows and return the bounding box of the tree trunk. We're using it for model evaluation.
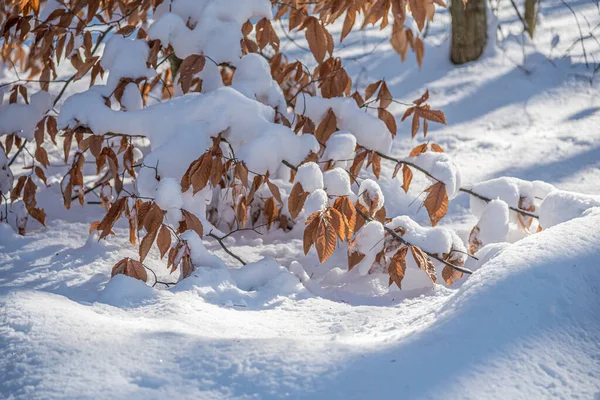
[524,0,536,38]
[450,0,488,64]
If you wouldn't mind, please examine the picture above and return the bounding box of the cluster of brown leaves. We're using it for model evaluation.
[10,174,45,227]
[181,138,226,195]
[93,196,201,279]
[273,0,443,66]
[401,90,447,138]
[303,196,356,262]
[387,245,437,288]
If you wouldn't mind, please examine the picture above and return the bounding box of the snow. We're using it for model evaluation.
[0,147,13,197]
[2,210,599,398]
[322,168,352,197]
[0,91,52,140]
[465,242,510,272]
[148,0,272,62]
[59,87,319,177]
[350,220,385,275]
[300,95,393,154]
[232,54,289,117]
[294,162,324,192]
[322,131,357,162]
[539,189,600,229]
[100,36,156,93]
[358,179,384,212]
[154,178,184,225]
[121,83,143,111]
[304,189,329,215]
[469,177,555,223]
[409,151,462,199]
[474,199,510,246]
[386,215,468,284]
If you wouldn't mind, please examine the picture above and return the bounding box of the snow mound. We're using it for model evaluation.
[539,189,600,229]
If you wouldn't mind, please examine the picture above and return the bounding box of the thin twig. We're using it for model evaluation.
[207,232,247,265]
[8,140,27,167]
[372,150,539,219]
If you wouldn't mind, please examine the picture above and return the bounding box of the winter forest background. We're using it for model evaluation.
[0,0,599,398]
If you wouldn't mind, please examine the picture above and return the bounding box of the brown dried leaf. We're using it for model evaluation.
[431,143,444,152]
[235,161,249,188]
[402,165,413,193]
[409,143,428,157]
[182,209,203,237]
[416,107,447,125]
[442,264,463,286]
[303,211,320,255]
[341,7,356,43]
[411,245,437,284]
[139,219,160,263]
[157,224,171,259]
[315,108,337,144]
[315,218,337,263]
[365,80,382,101]
[237,196,248,228]
[401,106,415,122]
[413,90,430,106]
[378,81,392,109]
[389,246,408,289]
[411,113,420,138]
[191,153,212,194]
[11,175,27,202]
[111,258,147,282]
[288,182,309,219]
[97,197,127,239]
[329,207,346,241]
[264,197,279,229]
[378,108,397,137]
[179,55,206,93]
[267,179,282,204]
[28,207,46,226]
[347,249,365,271]
[305,17,328,63]
[424,182,448,226]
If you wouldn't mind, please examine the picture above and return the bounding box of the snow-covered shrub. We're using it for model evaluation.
[1,0,593,295]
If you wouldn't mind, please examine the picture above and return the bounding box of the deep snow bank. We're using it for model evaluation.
[1,209,599,399]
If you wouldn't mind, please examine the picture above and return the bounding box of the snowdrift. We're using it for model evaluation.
[1,208,599,399]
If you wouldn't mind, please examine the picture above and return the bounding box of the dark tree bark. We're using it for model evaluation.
[450,0,488,64]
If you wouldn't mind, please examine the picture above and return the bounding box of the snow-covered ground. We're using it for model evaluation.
[1,0,600,398]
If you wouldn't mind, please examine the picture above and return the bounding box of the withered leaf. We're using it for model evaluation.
[409,143,428,157]
[157,224,172,259]
[442,264,463,286]
[411,245,437,284]
[111,258,147,282]
[303,212,320,255]
[97,197,127,239]
[305,17,328,63]
[402,165,413,193]
[315,108,337,144]
[179,55,206,94]
[288,182,309,220]
[389,246,408,289]
[347,249,365,271]
[182,209,203,237]
[424,181,448,226]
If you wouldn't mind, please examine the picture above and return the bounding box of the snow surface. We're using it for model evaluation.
[1,205,599,399]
